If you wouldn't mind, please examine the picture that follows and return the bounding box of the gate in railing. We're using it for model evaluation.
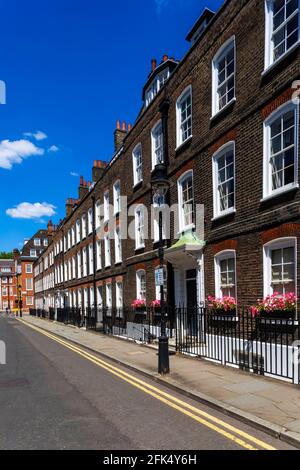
[175,307,300,384]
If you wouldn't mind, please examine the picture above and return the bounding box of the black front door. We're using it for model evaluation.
[186,270,198,336]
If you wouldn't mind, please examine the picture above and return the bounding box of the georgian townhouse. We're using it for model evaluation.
[14,225,53,313]
[0,259,17,311]
[34,0,300,314]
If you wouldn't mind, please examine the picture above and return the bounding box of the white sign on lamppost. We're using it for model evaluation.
[155,268,164,287]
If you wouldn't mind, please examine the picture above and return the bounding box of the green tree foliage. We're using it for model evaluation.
[0,251,14,259]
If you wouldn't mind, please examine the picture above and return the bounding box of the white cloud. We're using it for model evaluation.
[0,139,44,170]
[23,131,48,141]
[6,202,56,220]
[70,171,79,177]
[155,0,169,13]
[48,145,59,153]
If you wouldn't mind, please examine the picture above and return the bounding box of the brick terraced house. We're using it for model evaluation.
[0,259,17,311]
[14,226,53,313]
[34,0,300,317]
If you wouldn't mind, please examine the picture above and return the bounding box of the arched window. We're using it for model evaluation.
[212,141,235,218]
[263,237,296,297]
[214,250,237,299]
[177,170,194,232]
[151,120,164,168]
[212,36,236,116]
[135,205,145,249]
[136,270,146,301]
[263,101,299,199]
[176,86,192,148]
[132,143,143,186]
[265,0,300,69]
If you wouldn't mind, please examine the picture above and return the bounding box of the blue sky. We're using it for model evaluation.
[0,0,223,252]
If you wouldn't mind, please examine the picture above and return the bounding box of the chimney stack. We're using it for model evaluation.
[47,220,54,234]
[78,176,89,200]
[92,160,107,182]
[66,199,73,217]
[114,119,127,152]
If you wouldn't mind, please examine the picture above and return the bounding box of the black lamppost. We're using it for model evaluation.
[151,163,170,375]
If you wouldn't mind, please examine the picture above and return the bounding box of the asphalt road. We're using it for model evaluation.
[0,314,295,451]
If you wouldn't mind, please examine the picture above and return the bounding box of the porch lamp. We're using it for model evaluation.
[151,163,170,375]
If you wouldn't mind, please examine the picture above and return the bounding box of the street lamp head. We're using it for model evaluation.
[151,163,170,200]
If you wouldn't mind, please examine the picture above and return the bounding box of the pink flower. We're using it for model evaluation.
[250,292,297,316]
[150,300,161,308]
[131,299,146,308]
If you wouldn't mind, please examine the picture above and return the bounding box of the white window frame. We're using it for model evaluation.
[89,243,94,275]
[77,252,82,279]
[26,264,32,274]
[176,85,193,148]
[104,191,110,223]
[214,250,237,299]
[263,101,299,200]
[34,238,41,246]
[76,219,81,244]
[88,208,93,234]
[96,240,102,271]
[135,205,145,250]
[106,283,112,309]
[82,214,87,239]
[104,234,111,267]
[95,200,101,229]
[71,226,75,246]
[212,141,236,218]
[136,270,146,301]
[116,282,123,310]
[265,0,300,70]
[30,249,37,258]
[263,237,297,298]
[151,120,164,169]
[132,143,143,186]
[114,227,122,264]
[26,278,33,291]
[83,247,87,277]
[212,36,236,117]
[177,170,195,233]
[113,181,121,215]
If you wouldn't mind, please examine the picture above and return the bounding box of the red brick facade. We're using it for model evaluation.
[33,0,300,312]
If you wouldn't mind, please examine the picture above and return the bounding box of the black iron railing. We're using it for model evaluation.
[176,307,300,383]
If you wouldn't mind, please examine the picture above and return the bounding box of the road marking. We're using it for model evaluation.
[17,318,276,451]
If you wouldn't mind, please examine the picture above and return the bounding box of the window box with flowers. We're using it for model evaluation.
[250,293,297,321]
[150,300,163,320]
[131,299,147,314]
[207,296,237,319]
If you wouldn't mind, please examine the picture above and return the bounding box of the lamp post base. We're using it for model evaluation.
[158,335,170,375]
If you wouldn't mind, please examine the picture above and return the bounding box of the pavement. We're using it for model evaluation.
[2,313,300,449]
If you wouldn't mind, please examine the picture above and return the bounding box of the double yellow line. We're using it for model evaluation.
[17,318,276,451]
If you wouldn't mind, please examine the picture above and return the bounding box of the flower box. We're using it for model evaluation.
[258,309,296,320]
[251,293,297,322]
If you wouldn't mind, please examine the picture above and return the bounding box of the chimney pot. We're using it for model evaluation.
[80,176,84,186]
[163,54,168,62]
[116,119,121,130]
[128,123,132,132]
[122,121,126,131]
